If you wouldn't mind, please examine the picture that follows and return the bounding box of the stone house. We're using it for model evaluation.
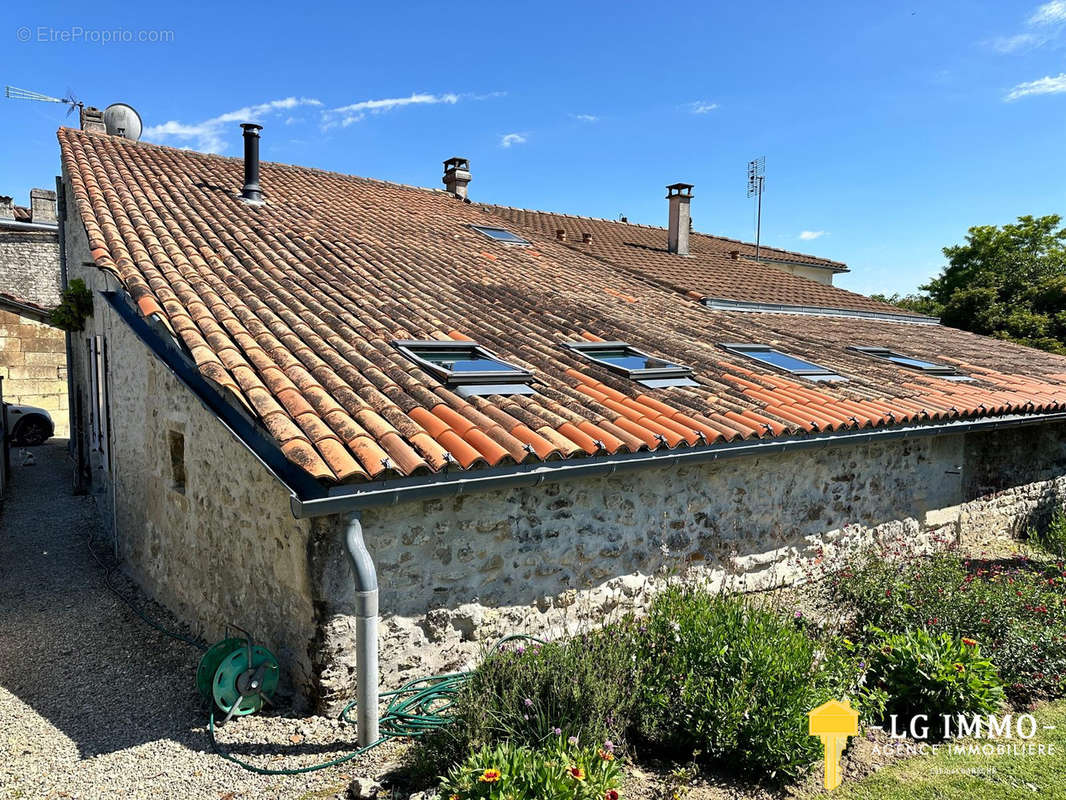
[0,188,68,437]
[55,120,1066,732]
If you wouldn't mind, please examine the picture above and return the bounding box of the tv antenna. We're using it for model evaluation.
[747,156,765,263]
[5,85,84,117]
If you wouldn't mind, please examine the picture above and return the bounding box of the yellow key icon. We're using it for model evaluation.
[808,699,859,790]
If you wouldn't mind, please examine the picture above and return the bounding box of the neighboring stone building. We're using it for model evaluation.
[56,121,1066,718]
[0,189,67,436]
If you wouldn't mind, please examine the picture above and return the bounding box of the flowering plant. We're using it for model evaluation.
[867,627,1005,735]
[439,738,622,800]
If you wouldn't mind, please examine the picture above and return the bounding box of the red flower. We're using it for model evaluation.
[605,792,620,800]
[568,767,586,781]
[962,638,977,647]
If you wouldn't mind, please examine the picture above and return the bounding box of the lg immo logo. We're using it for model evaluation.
[809,700,1057,790]
[808,700,858,790]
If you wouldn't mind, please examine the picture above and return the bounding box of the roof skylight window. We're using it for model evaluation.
[469,225,531,245]
[393,340,536,397]
[848,346,965,378]
[563,341,698,388]
[720,343,845,383]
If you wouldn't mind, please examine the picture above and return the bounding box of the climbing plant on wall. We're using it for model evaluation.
[49,278,93,332]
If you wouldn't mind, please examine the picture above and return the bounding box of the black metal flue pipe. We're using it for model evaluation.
[240,123,263,202]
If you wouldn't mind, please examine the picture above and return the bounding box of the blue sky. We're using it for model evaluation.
[2,0,1064,296]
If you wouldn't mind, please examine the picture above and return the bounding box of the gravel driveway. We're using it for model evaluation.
[0,441,407,800]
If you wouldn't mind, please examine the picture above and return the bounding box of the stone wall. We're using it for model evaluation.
[0,228,60,308]
[63,183,321,702]
[307,424,1066,711]
[0,308,67,436]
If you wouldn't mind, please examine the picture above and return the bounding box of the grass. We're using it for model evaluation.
[805,700,1066,799]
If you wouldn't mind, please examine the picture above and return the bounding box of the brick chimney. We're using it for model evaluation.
[666,183,693,256]
[80,105,106,133]
[443,157,471,199]
[29,188,56,224]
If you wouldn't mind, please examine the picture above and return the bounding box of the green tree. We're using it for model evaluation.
[879,215,1066,355]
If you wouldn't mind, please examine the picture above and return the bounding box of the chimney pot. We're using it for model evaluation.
[443,157,471,199]
[240,123,264,203]
[80,106,106,134]
[581,232,593,244]
[29,188,57,224]
[730,249,740,260]
[555,229,566,241]
[666,182,693,255]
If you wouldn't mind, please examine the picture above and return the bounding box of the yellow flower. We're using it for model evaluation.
[568,766,586,780]
[480,768,502,783]
[598,749,615,761]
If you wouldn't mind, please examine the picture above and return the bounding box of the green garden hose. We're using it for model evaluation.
[87,532,542,775]
[208,634,543,775]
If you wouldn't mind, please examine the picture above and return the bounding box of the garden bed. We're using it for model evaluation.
[406,516,1066,800]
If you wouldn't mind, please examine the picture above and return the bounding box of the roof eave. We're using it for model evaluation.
[292,410,1066,517]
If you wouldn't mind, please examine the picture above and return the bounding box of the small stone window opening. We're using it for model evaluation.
[168,429,186,494]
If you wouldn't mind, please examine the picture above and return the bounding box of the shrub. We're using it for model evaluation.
[867,628,1004,735]
[634,587,853,780]
[49,278,93,331]
[420,627,640,771]
[438,737,623,800]
[1032,509,1066,558]
[831,553,1066,701]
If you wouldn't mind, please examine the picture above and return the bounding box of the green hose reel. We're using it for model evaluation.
[197,631,279,723]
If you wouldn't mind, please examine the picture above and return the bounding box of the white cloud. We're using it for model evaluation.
[799,230,827,241]
[1006,72,1066,100]
[572,113,599,122]
[1030,0,1066,25]
[686,101,719,114]
[145,91,504,150]
[322,91,462,128]
[988,32,1043,53]
[986,1,1066,53]
[144,97,323,153]
[499,133,527,148]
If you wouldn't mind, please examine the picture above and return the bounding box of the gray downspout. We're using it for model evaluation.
[342,511,379,746]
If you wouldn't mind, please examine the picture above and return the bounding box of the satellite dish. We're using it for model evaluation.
[103,103,143,141]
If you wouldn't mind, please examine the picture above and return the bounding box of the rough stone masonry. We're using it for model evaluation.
[0,189,67,434]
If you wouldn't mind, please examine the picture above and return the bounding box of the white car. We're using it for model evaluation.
[3,402,55,446]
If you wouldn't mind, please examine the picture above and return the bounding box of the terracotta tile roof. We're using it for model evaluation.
[13,205,31,222]
[478,205,922,316]
[58,127,1066,486]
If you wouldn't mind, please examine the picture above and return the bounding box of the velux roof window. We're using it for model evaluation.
[721,343,846,383]
[393,340,536,397]
[848,346,968,379]
[470,225,531,245]
[563,341,698,388]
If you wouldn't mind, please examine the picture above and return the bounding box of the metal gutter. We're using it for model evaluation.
[0,294,51,323]
[702,297,940,325]
[0,218,59,233]
[291,411,1066,517]
[745,254,849,273]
